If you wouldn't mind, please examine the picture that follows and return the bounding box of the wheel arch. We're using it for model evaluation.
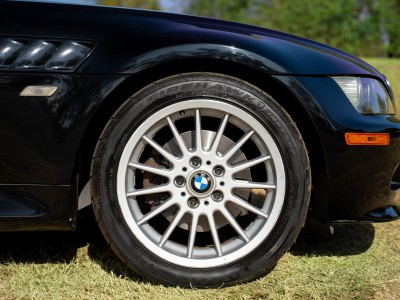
[76,58,329,221]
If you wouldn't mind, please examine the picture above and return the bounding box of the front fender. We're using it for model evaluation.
[119,43,286,74]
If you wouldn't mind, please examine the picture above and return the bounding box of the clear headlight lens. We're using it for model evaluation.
[333,77,395,115]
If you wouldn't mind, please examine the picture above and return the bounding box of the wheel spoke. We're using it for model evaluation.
[166,116,189,157]
[222,130,254,161]
[195,109,203,151]
[159,208,186,247]
[233,180,276,190]
[142,135,177,164]
[230,155,271,174]
[210,113,229,154]
[207,213,222,256]
[220,208,249,242]
[128,162,171,178]
[187,213,199,258]
[229,195,269,219]
[127,184,170,198]
[137,198,177,225]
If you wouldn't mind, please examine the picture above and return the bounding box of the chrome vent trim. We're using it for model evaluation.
[0,38,93,72]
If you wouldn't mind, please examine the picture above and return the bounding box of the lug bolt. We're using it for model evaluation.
[187,197,200,208]
[212,190,224,202]
[190,157,202,168]
[174,176,186,187]
[213,166,225,176]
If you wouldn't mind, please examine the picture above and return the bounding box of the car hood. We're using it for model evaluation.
[0,1,385,80]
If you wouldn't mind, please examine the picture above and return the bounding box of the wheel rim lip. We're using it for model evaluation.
[117,99,286,268]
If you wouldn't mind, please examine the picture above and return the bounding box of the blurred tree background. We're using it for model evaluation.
[98,0,400,57]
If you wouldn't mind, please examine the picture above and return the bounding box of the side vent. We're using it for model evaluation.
[0,38,93,72]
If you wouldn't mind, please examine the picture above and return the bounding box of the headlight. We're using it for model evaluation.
[333,77,395,115]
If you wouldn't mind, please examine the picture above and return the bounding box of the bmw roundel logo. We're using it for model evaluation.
[190,171,213,195]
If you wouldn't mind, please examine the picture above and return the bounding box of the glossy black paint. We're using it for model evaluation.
[0,73,126,184]
[274,75,400,221]
[0,0,399,230]
[0,185,72,230]
[0,1,387,79]
[0,73,126,229]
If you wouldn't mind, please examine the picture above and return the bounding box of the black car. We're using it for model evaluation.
[1,0,399,287]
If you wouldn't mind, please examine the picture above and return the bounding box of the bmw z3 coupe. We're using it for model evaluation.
[1,0,399,287]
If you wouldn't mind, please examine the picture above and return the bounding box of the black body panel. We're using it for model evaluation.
[274,76,400,221]
[0,0,399,230]
[0,73,127,229]
[0,1,387,79]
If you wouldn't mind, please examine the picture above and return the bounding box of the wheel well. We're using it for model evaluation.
[77,58,329,221]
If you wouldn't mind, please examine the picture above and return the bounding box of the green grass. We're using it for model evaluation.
[0,221,399,299]
[364,58,400,101]
[1,58,400,300]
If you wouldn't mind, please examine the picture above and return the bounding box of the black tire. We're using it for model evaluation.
[91,73,311,287]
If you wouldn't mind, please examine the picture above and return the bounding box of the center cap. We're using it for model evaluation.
[190,170,213,195]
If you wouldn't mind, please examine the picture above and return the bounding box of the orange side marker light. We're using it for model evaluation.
[345,133,390,146]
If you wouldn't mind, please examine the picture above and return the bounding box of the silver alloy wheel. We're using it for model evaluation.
[117,100,286,268]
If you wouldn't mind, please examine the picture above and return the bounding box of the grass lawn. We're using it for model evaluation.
[0,58,399,300]
[364,58,400,102]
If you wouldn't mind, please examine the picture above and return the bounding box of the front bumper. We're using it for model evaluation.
[275,75,400,222]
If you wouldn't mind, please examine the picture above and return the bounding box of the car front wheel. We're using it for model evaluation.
[91,73,311,287]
